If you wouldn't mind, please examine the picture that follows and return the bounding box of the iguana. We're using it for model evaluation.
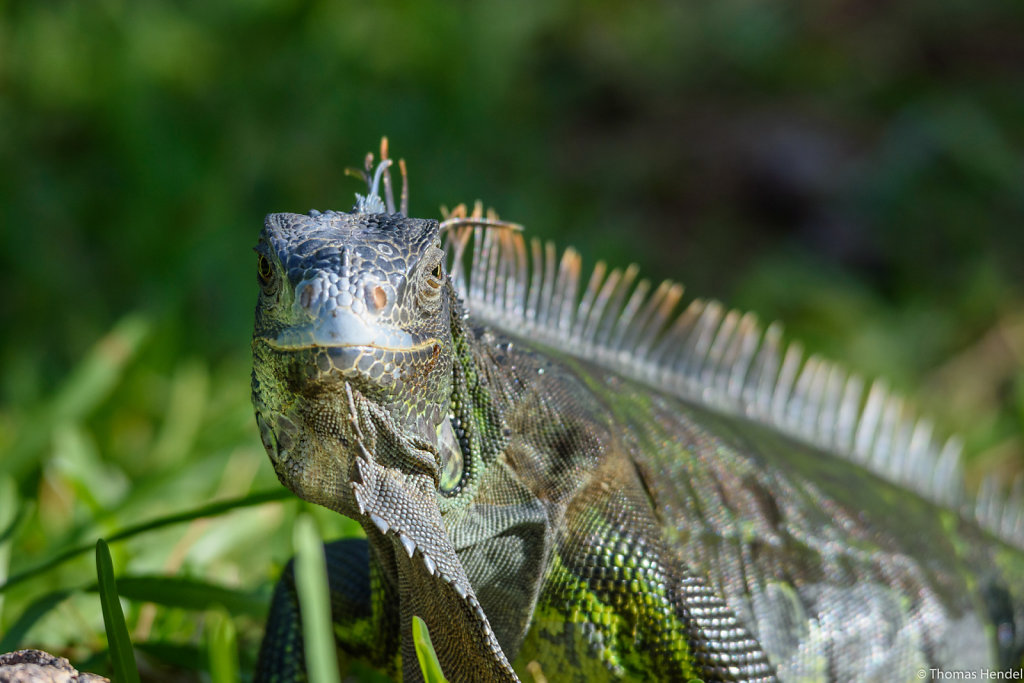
[251,142,1024,682]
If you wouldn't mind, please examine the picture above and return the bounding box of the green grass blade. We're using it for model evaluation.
[412,615,449,683]
[95,539,141,683]
[0,489,290,594]
[0,588,78,653]
[293,515,340,683]
[132,641,204,671]
[206,608,239,683]
[0,475,17,621]
[3,314,150,479]
[112,575,268,617]
[0,576,265,653]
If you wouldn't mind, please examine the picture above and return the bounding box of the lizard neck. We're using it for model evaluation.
[437,291,511,508]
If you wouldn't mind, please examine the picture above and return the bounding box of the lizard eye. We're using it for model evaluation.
[257,254,272,281]
[257,253,278,295]
[416,247,445,312]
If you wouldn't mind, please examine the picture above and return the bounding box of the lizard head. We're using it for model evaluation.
[251,201,457,510]
[251,150,541,679]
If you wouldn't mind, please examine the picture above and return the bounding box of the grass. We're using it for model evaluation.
[95,539,141,683]
[293,515,341,683]
[0,313,337,679]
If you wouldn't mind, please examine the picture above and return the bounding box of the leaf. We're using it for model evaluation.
[2,314,150,479]
[0,489,290,594]
[0,475,18,621]
[95,539,141,683]
[293,515,341,683]
[412,615,449,683]
[206,608,239,683]
[0,575,264,655]
[0,588,77,653]
[133,641,204,671]
[113,575,268,617]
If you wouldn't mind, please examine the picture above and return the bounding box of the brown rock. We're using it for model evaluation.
[0,650,108,683]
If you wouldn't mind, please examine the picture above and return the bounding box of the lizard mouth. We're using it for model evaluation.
[254,336,442,392]
[256,298,443,384]
[262,306,430,351]
[261,337,441,354]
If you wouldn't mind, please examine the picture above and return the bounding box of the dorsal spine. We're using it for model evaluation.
[442,214,1024,548]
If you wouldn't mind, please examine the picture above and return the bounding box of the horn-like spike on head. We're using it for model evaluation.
[380,137,397,214]
[399,159,409,216]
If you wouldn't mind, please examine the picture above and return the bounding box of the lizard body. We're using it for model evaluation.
[251,146,1024,682]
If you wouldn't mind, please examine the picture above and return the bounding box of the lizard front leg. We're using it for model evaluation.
[516,462,777,683]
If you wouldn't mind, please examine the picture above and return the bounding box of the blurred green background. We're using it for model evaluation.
[1,0,1023,679]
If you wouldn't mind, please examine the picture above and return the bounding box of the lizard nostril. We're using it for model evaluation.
[371,285,388,312]
[298,281,321,310]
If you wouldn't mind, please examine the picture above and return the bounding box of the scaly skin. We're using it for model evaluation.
[251,156,1024,682]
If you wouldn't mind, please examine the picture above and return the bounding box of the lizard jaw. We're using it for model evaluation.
[259,302,441,357]
[262,309,437,354]
[253,334,442,395]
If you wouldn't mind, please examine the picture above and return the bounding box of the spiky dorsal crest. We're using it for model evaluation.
[441,202,1024,548]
